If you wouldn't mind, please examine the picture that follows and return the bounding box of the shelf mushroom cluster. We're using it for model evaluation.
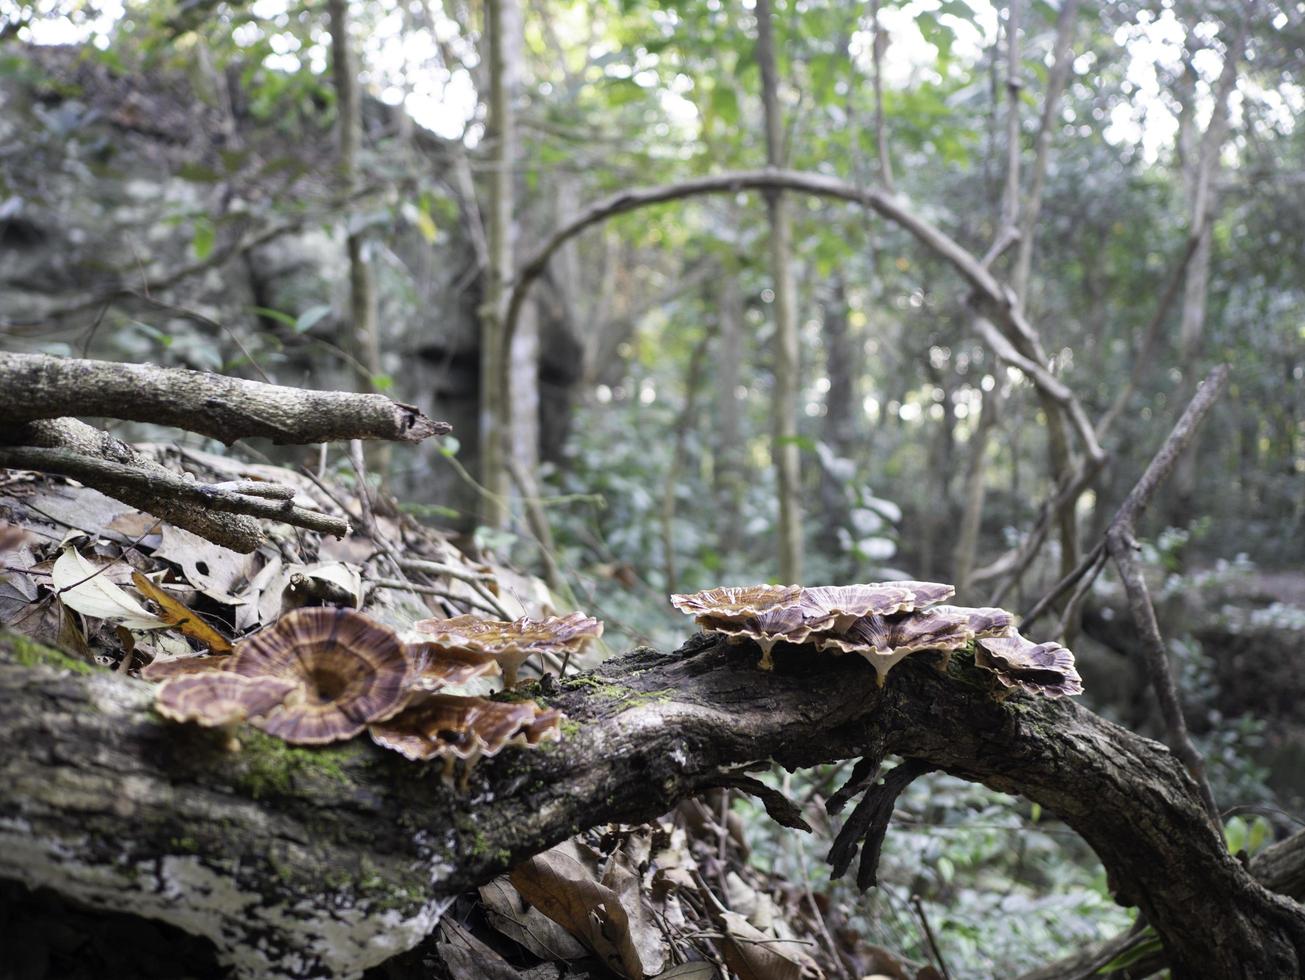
[670,582,1082,697]
[149,606,585,762]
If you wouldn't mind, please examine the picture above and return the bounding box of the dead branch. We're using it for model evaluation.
[0,445,348,538]
[1,418,263,552]
[0,353,448,446]
[5,626,1305,979]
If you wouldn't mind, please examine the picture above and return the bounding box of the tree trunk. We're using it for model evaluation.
[4,632,1305,979]
[818,276,855,554]
[1171,14,1247,528]
[327,0,381,394]
[755,0,804,583]
[714,266,746,548]
[479,0,519,527]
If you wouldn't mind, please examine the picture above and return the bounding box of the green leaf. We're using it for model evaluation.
[1030,802,1042,824]
[710,83,740,126]
[414,200,438,244]
[250,306,298,328]
[191,218,215,260]
[370,373,394,392]
[775,434,817,452]
[294,304,333,334]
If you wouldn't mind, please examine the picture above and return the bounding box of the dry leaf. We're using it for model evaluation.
[719,911,823,980]
[510,839,669,978]
[154,524,257,605]
[479,877,588,961]
[51,548,165,630]
[436,919,526,980]
[650,965,718,980]
[131,572,233,654]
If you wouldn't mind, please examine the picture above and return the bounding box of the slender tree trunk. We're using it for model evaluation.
[755,0,803,583]
[479,0,518,527]
[662,334,711,595]
[819,277,855,555]
[714,266,745,548]
[1172,14,1247,528]
[327,0,380,393]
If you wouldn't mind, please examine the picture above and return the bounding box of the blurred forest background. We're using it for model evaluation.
[1,0,1303,974]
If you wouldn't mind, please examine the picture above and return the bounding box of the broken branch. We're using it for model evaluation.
[0,353,449,446]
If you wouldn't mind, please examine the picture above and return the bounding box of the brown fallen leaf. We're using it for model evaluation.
[719,910,824,980]
[131,571,233,654]
[436,919,526,980]
[479,876,588,961]
[510,839,668,978]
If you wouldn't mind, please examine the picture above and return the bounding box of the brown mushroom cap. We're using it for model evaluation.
[155,673,296,727]
[929,605,1015,639]
[696,604,829,670]
[413,612,603,687]
[405,643,501,692]
[229,607,411,745]
[669,585,804,624]
[800,581,956,631]
[369,692,563,762]
[818,606,976,685]
[141,654,233,682]
[975,633,1084,699]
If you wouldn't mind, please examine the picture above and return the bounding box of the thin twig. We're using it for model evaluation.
[1104,365,1230,824]
[911,894,953,980]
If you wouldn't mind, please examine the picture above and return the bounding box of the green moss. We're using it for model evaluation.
[231,730,357,799]
[170,836,200,853]
[566,675,673,708]
[7,634,96,674]
[559,719,582,739]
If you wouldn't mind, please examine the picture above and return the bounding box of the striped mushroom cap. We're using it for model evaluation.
[414,612,603,688]
[370,692,563,762]
[229,607,411,745]
[929,605,1015,640]
[670,585,804,625]
[697,603,831,670]
[141,654,233,682]
[800,581,956,632]
[974,633,1084,699]
[405,643,501,692]
[155,672,296,727]
[818,606,978,686]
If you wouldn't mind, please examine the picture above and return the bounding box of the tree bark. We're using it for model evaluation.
[5,626,1305,979]
[755,0,804,583]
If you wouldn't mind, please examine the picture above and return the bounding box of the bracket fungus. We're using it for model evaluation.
[799,581,955,632]
[974,633,1084,699]
[672,581,1084,697]
[817,606,977,685]
[669,584,804,624]
[414,611,604,687]
[140,653,233,681]
[229,606,411,744]
[696,604,829,670]
[369,692,563,764]
[406,643,501,692]
[154,673,297,727]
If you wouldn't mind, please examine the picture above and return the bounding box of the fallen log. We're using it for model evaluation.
[3,631,1304,979]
